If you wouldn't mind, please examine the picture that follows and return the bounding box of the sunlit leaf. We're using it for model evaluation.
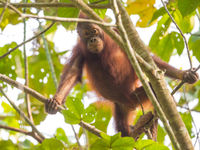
[134,140,169,150]
[0,9,21,30]
[173,10,194,33]
[126,0,156,27]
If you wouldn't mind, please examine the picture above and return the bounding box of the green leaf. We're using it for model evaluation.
[152,32,184,61]
[91,133,134,150]
[0,9,21,30]
[62,109,81,124]
[149,14,171,51]
[157,125,166,144]
[89,0,108,18]
[101,132,111,141]
[173,10,194,33]
[110,133,121,144]
[111,137,135,150]
[66,96,84,117]
[82,105,96,123]
[135,140,169,150]
[90,138,110,150]
[39,138,64,150]
[189,32,200,61]
[0,42,24,80]
[0,140,18,150]
[180,112,193,137]
[1,102,20,128]
[149,7,166,24]
[57,0,79,30]
[55,128,70,145]
[178,0,200,17]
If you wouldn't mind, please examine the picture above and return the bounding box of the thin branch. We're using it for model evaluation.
[0,124,31,135]
[0,1,22,16]
[0,2,111,9]
[0,124,42,143]
[194,129,200,147]
[90,0,107,4]
[22,0,34,124]
[22,14,116,27]
[71,125,83,150]
[0,74,47,103]
[79,121,101,137]
[0,0,8,24]
[0,22,55,59]
[0,87,45,140]
[161,0,192,69]
[171,65,200,95]
[177,105,200,113]
[0,73,103,138]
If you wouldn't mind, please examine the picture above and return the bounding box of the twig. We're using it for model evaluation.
[0,73,47,103]
[0,124,42,143]
[0,22,55,59]
[171,65,200,95]
[22,14,116,27]
[177,105,200,113]
[71,125,83,150]
[22,0,34,124]
[79,121,101,137]
[194,129,200,147]
[161,0,193,69]
[0,87,45,140]
[0,1,22,16]
[90,0,106,4]
[0,0,8,24]
[0,2,111,9]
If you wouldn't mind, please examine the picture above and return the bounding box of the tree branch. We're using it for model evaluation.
[0,2,110,9]
[22,13,115,27]
[0,124,42,143]
[0,22,55,59]
[0,73,103,138]
[0,87,45,140]
[22,0,34,124]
